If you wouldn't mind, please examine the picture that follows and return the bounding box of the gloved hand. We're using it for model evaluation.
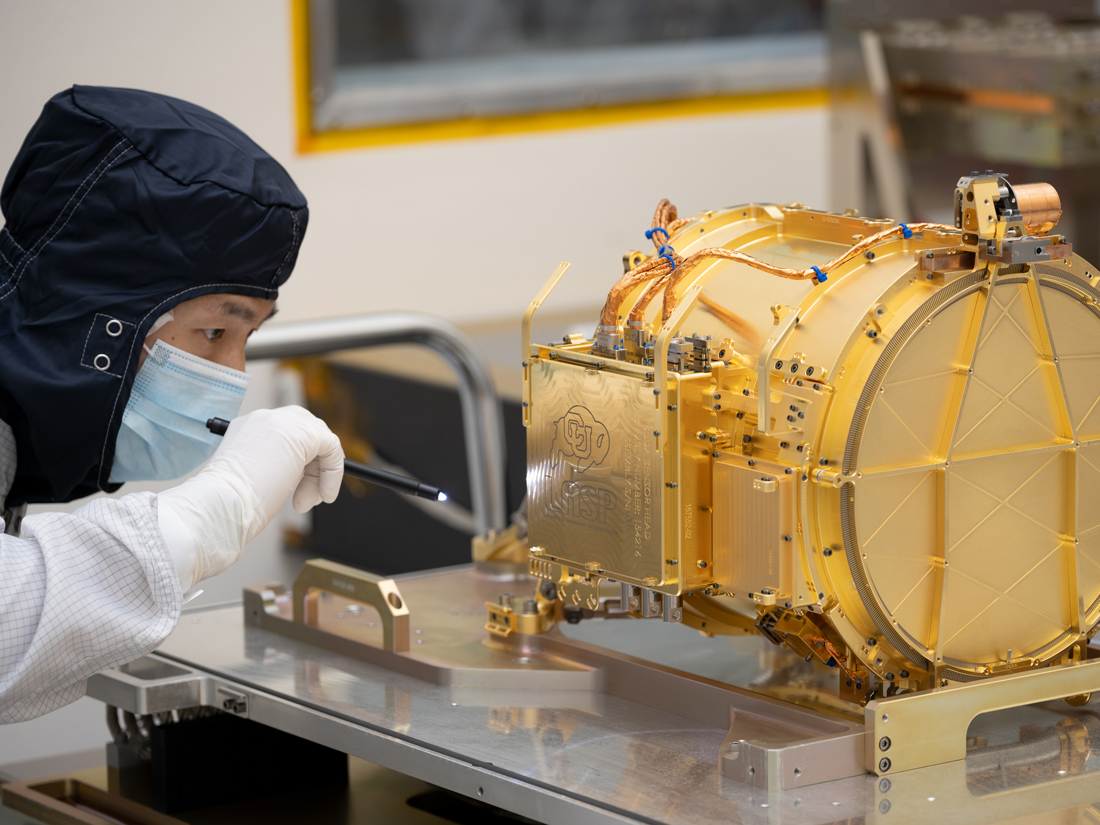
[157,406,344,590]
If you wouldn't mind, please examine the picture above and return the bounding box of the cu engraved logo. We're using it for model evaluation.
[550,405,617,524]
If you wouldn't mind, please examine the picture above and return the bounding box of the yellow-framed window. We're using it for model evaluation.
[292,0,828,153]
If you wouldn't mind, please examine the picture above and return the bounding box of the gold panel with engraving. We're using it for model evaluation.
[526,357,664,585]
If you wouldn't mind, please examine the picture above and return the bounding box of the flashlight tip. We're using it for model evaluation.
[438,492,448,502]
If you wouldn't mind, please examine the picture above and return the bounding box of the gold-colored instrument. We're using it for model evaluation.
[522,173,1100,704]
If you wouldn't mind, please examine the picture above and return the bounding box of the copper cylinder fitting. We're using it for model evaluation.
[1015,182,1062,235]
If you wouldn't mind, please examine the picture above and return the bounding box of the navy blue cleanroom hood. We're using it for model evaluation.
[0,86,308,505]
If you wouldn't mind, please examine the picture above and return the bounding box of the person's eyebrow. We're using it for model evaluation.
[221,300,278,325]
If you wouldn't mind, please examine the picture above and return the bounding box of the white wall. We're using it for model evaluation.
[0,0,827,767]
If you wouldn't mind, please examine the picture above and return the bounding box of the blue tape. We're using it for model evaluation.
[660,254,676,271]
[645,227,669,241]
[657,244,675,256]
[899,222,913,239]
[811,265,827,283]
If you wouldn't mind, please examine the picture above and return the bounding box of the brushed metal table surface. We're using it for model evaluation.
[143,566,1100,825]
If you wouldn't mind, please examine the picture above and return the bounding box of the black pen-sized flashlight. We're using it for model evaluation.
[206,417,447,502]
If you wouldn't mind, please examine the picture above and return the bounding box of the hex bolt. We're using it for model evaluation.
[879,736,891,752]
[879,757,891,772]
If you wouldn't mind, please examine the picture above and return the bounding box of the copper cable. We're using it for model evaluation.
[599,255,676,327]
[627,275,672,325]
[659,221,955,322]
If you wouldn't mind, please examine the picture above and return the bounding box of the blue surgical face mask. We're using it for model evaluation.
[109,339,250,482]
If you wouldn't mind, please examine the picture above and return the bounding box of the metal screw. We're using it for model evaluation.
[784,535,792,542]
[785,468,792,475]
[743,435,752,444]
[879,736,891,752]
[819,457,828,466]
[884,672,895,681]
[867,329,878,338]
[823,548,833,557]
[780,441,789,449]
[879,757,891,772]
[865,251,876,260]
[714,404,721,410]
[712,451,720,457]
[747,459,755,466]
[653,430,661,437]
[698,560,707,568]
[899,670,909,679]
[879,777,891,793]
[879,799,892,814]
[867,638,877,647]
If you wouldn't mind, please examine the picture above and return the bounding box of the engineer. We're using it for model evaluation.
[0,86,344,722]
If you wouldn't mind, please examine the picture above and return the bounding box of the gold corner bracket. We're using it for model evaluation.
[293,558,410,652]
[866,657,1100,776]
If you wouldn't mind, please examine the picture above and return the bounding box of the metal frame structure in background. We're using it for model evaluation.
[245,312,508,537]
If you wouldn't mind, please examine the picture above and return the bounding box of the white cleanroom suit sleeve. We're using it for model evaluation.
[0,493,182,723]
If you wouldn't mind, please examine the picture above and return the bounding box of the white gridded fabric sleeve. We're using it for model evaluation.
[156,499,198,593]
[0,492,182,723]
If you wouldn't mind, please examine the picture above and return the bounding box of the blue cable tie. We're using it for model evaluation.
[658,244,675,256]
[899,222,913,239]
[811,265,827,283]
[660,254,676,271]
[645,227,669,241]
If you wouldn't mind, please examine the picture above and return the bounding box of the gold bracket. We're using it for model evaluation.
[293,558,410,652]
[866,658,1100,776]
[485,598,552,638]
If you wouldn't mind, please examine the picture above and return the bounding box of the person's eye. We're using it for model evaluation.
[203,328,225,341]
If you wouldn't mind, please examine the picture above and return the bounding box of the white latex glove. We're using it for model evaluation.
[157,406,344,590]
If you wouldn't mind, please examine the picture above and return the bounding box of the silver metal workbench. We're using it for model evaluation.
[86,565,1100,825]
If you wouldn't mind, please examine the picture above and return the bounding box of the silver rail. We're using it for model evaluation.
[246,313,507,536]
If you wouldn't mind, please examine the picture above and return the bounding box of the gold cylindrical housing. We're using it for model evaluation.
[1015,182,1062,235]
